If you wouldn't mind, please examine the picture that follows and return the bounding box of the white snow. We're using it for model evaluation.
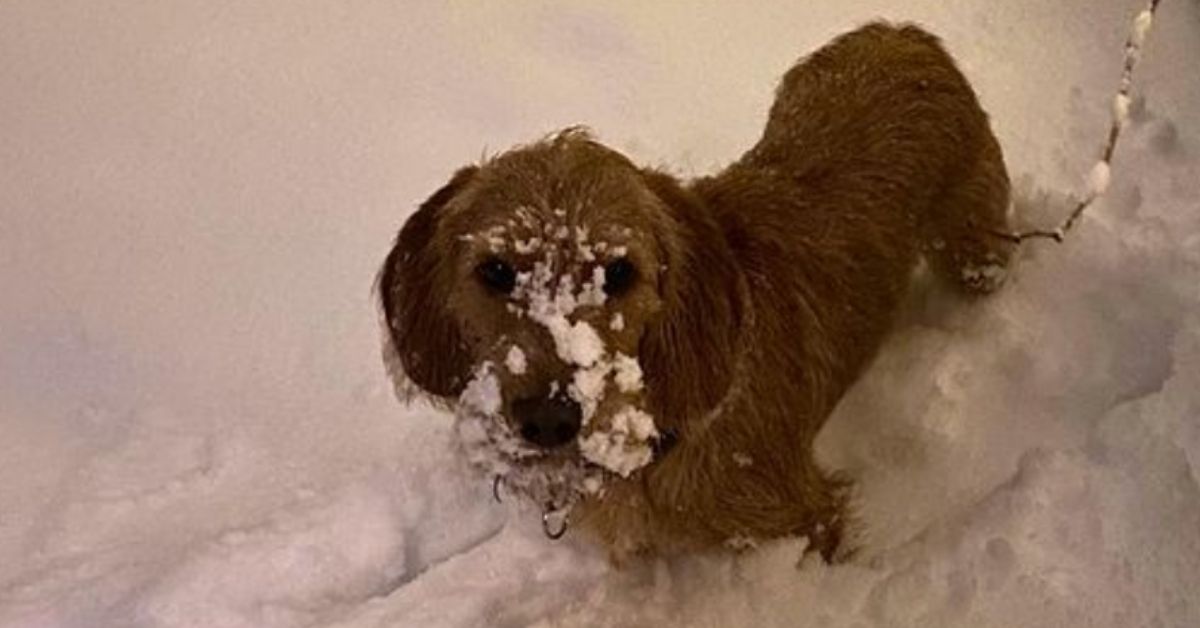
[516,260,607,368]
[577,407,658,477]
[1133,9,1155,47]
[3,0,1199,627]
[612,354,645,394]
[504,346,527,376]
[460,364,502,418]
[1113,93,1132,126]
[1087,160,1112,197]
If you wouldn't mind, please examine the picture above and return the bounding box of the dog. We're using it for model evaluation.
[378,22,1013,563]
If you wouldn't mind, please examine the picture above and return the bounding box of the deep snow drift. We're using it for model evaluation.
[2,0,1198,627]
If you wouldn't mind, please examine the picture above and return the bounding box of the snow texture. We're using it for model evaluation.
[2,0,1199,627]
[577,407,658,477]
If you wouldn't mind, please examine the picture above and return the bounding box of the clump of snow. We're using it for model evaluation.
[1087,161,1112,197]
[516,262,606,367]
[578,407,658,477]
[459,363,502,418]
[612,354,644,393]
[569,360,610,420]
[1113,93,1132,127]
[504,345,527,375]
[558,320,606,368]
[1131,9,1154,47]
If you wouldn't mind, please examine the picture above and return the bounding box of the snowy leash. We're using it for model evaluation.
[989,0,1163,244]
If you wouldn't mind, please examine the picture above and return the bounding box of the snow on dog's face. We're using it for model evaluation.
[451,215,662,508]
[380,130,685,510]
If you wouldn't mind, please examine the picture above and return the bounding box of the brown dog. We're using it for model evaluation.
[378,22,1013,563]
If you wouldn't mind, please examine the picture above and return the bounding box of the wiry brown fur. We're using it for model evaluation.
[379,23,1013,563]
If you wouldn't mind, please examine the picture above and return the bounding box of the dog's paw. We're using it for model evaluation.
[959,251,1010,294]
[798,516,855,566]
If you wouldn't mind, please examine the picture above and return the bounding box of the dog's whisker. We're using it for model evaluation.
[542,504,570,540]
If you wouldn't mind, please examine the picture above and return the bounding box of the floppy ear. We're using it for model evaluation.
[378,166,478,401]
[639,170,745,434]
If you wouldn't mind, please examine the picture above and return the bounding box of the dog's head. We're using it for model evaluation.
[379,129,744,509]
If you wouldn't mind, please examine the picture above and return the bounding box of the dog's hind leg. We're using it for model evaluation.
[922,130,1017,294]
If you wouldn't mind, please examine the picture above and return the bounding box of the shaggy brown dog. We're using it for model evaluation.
[378,22,1013,562]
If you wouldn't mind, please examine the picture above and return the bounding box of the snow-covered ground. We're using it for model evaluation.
[2,0,1198,626]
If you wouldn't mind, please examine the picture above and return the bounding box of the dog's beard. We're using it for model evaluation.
[453,360,660,514]
[454,364,605,511]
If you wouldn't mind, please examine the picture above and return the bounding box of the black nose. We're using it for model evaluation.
[512,395,582,449]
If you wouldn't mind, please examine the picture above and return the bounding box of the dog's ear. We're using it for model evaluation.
[639,170,744,433]
[378,166,478,401]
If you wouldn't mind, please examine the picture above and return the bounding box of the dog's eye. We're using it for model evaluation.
[603,258,637,296]
[476,257,516,294]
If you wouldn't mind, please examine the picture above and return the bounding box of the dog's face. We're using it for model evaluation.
[380,131,743,510]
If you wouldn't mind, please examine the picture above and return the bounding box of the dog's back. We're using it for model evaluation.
[592,23,1016,560]
[695,23,1012,415]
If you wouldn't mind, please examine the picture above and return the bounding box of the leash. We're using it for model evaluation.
[988,0,1164,244]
